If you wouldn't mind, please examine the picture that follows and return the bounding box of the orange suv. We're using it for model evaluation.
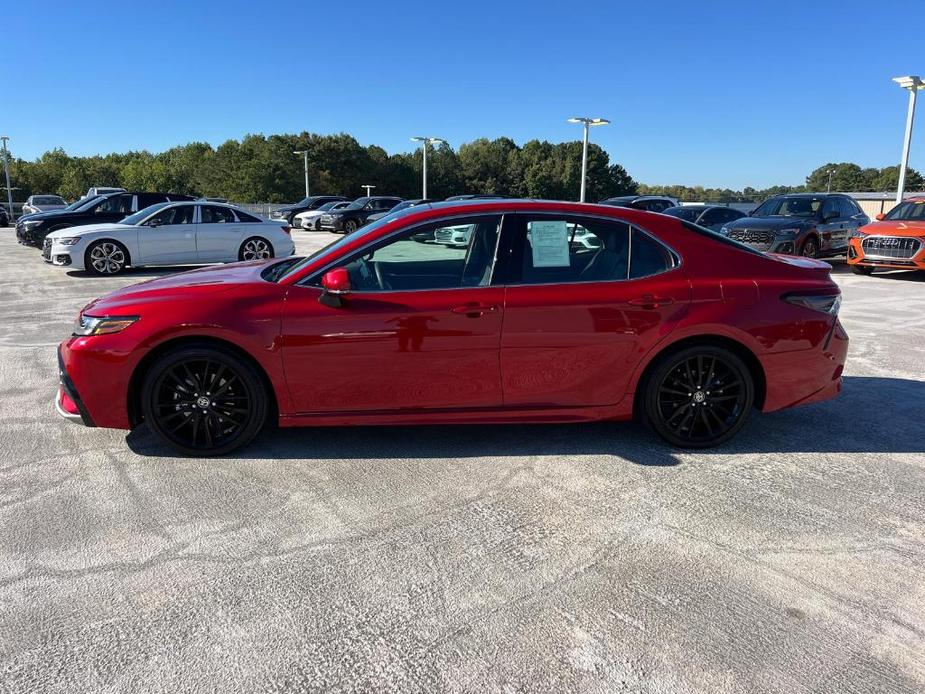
[847,196,925,274]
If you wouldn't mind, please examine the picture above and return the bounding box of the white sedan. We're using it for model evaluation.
[293,201,351,230]
[43,201,295,275]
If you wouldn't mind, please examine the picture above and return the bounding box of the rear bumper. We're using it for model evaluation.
[760,318,848,412]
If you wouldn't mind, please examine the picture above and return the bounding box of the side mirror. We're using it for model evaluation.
[876,213,886,221]
[318,267,351,307]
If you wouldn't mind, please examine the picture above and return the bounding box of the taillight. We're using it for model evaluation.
[281,225,291,235]
[783,292,841,315]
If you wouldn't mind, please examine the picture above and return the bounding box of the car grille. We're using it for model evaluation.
[42,238,52,261]
[434,229,454,242]
[320,215,333,224]
[728,229,774,250]
[861,236,921,259]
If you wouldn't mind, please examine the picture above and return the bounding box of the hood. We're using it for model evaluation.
[46,223,127,239]
[726,216,815,231]
[17,209,76,222]
[860,219,925,237]
[82,260,277,314]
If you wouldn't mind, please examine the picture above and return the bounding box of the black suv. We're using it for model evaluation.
[269,195,349,226]
[319,196,402,233]
[598,195,679,213]
[16,191,195,247]
[721,193,869,257]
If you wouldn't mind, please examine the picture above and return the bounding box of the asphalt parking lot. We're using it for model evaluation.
[0,226,924,693]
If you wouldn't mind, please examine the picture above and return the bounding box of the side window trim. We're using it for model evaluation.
[504,211,679,287]
[299,213,505,290]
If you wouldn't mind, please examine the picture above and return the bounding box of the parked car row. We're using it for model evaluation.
[14,190,295,275]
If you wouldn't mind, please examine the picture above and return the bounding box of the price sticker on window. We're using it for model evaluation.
[529,220,570,267]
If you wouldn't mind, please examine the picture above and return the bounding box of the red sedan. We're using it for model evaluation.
[56,200,847,456]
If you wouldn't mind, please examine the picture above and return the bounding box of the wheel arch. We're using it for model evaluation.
[631,333,767,418]
[127,335,280,428]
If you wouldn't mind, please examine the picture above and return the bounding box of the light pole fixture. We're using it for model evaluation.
[567,117,610,202]
[0,136,13,223]
[827,168,835,193]
[410,136,446,199]
[362,184,376,197]
[893,75,925,203]
[293,150,310,198]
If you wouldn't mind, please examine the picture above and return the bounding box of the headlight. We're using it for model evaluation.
[777,228,801,236]
[73,314,139,336]
[849,228,868,238]
[56,237,80,246]
[719,226,730,235]
[23,220,44,228]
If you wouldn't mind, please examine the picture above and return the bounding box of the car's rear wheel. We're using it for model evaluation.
[344,219,358,234]
[238,237,274,261]
[86,240,129,275]
[643,345,754,448]
[850,265,874,275]
[141,346,268,456]
[801,236,819,258]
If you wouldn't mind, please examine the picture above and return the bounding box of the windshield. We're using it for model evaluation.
[316,201,340,212]
[34,196,65,205]
[65,198,93,210]
[119,202,172,225]
[753,196,823,217]
[663,207,704,221]
[73,195,108,212]
[275,205,426,282]
[884,200,925,221]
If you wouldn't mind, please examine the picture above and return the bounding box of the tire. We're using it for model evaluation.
[344,219,358,234]
[85,239,130,275]
[140,345,268,456]
[314,219,322,231]
[801,236,819,258]
[238,237,274,261]
[643,345,754,448]
[850,265,874,275]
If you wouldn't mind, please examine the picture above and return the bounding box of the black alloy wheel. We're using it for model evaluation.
[850,265,874,275]
[644,346,754,448]
[344,219,358,234]
[141,346,267,456]
[801,237,819,258]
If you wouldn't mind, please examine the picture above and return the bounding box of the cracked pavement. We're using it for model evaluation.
[0,227,923,692]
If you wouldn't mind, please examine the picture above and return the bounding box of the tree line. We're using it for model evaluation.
[4,133,921,204]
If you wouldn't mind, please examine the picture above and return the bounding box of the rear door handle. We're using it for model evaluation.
[451,303,498,317]
[628,295,674,309]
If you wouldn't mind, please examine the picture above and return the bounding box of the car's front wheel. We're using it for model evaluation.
[643,345,754,448]
[239,237,274,261]
[86,240,130,275]
[141,345,268,456]
[344,219,358,234]
[801,236,819,258]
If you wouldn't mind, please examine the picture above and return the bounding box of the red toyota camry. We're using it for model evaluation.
[56,200,847,456]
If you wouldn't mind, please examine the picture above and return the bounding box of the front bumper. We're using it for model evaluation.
[16,223,46,247]
[319,217,345,231]
[55,346,96,426]
[43,239,77,267]
[57,337,138,430]
[846,236,925,270]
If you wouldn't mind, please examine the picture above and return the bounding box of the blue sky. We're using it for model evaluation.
[4,0,922,189]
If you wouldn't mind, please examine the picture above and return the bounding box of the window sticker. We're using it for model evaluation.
[529,220,571,267]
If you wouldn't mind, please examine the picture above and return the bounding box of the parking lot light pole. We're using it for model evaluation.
[362,184,376,197]
[1,136,13,223]
[410,136,446,199]
[893,76,925,204]
[293,150,310,198]
[567,117,610,202]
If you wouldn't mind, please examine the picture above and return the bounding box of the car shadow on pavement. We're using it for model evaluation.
[125,376,925,466]
[66,265,207,279]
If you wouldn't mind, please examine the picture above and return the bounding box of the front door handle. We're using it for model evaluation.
[451,303,498,318]
[628,295,674,309]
